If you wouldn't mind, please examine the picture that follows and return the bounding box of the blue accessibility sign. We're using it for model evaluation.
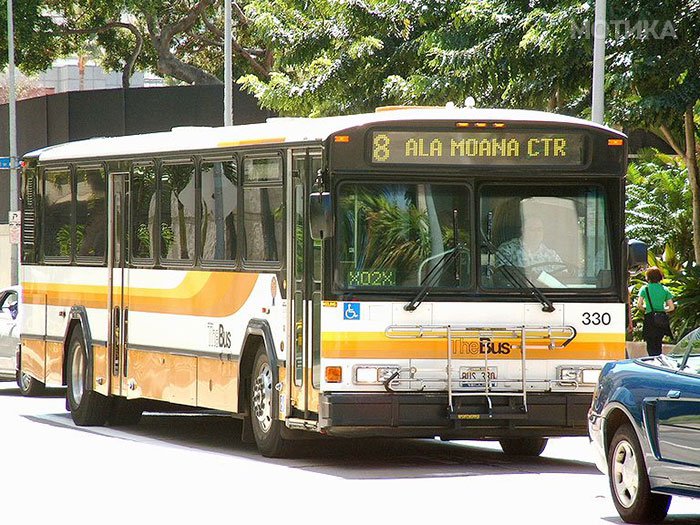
[343,302,360,320]
[0,157,10,169]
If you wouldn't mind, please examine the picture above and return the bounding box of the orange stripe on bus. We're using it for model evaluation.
[22,272,259,317]
[321,332,626,360]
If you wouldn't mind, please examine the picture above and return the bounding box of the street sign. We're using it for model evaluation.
[9,211,20,245]
[0,157,10,169]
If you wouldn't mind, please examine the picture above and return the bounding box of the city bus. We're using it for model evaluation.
[19,106,644,457]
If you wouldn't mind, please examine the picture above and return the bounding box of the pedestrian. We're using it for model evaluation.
[636,266,675,356]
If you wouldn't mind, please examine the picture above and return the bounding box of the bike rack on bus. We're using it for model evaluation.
[384,324,576,419]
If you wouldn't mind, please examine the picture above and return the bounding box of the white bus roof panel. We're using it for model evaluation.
[27,107,623,163]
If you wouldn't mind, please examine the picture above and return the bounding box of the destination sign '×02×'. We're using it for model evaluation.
[371,131,585,167]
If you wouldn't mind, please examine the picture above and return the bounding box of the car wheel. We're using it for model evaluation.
[499,437,548,456]
[66,326,112,426]
[16,369,45,397]
[249,346,294,458]
[608,424,671,524]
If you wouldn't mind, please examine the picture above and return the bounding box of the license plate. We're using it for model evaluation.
[459,366,497,387]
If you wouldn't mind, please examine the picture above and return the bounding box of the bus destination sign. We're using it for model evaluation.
[371,131,585,167]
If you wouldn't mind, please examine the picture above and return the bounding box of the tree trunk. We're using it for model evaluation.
[684,106,700,264]
[155,50,223,85]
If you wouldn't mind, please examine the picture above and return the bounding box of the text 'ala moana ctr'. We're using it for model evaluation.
[371,131,585,166]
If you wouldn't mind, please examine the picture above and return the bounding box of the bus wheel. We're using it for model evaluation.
[249,347,293,458]
[499,437,548,456]
[16,369,45,397]
[66,326,111,426]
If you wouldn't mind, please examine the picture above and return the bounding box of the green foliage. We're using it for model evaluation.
[629,251,700,342]
[626,149,694,264]
[668,265,700,339]
[360,194,430,274]
[0,0,62,73]
[55,224,86,257]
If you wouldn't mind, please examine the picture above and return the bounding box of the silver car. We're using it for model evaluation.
[0,286,44,396]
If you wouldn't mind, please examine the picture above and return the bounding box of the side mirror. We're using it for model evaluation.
[627,239,648,270]
[309,192,334,240]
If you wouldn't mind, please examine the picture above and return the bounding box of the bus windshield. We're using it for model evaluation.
[480,185,612,289]
[336,182,470,290]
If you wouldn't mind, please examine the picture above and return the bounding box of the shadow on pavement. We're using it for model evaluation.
[26,410,602,481]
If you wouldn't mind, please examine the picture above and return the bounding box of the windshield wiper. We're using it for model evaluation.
[480,230,555,313]
[404,246,462,312]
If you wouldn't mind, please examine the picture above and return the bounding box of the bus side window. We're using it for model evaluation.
[43,167,73,259]
[75,166,107,259]
[201,159,238,262]
[242,156,284,264]
[160,161,196,262]
[131,163,157,261]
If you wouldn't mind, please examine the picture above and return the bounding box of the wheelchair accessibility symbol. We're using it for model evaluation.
[343,302,360,320]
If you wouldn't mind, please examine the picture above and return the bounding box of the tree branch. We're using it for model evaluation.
[201,15,270,79]
[658,124,685,158]
[161,0,217,43]
[232,2,250,28]
[58,22,144,89]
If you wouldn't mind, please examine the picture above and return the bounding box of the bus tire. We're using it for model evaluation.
[17,369,45,397]
[66,326,111,426]
[499,437,548,456]
[608,424,670,524]
[249,346,293,458]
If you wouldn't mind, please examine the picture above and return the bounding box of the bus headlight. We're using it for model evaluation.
[354,365,400,385]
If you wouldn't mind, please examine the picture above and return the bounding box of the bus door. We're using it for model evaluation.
[108,172,129,396]
[289,150,323,418]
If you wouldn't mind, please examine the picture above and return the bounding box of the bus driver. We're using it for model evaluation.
[496,216,564,276]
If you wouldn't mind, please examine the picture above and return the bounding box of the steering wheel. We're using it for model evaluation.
[524,261,571,276]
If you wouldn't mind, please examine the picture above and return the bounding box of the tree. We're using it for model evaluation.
[626,149,694,264]
[239,1,596,116]
[0,1,272,88]
[606,1,700,263]
[241,0,700,262]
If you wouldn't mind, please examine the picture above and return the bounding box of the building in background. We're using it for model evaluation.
[36,57,165,93]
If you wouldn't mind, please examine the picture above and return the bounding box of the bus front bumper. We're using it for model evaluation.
[318,392,592,439]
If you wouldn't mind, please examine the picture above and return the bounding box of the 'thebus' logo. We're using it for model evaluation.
[208,323,232,349]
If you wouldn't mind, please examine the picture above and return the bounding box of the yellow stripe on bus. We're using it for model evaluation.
[216,137,286,148]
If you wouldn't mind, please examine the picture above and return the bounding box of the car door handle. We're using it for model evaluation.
[667,390,681,399]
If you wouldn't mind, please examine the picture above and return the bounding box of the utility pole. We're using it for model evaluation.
[591,0,606,124]
[224,0,233,126]
[7,0,18,285]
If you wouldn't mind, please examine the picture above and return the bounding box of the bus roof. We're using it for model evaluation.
[25,107,624,163]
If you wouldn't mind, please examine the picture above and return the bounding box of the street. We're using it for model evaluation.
[1,381,697,525]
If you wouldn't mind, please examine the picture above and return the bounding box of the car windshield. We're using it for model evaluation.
[668,327,700,374]
[480,185,612,289]
[336,182,470,290]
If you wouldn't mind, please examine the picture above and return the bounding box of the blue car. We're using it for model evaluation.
[589,327,700,523]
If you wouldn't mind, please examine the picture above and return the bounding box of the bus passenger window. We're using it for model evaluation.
[43,168,73,258]
[201,159,237,261]
[131,164,157,260]
[160,162,196,261]
[243,156,284,263]
[243,187,284,262]
[75,167,106,259]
